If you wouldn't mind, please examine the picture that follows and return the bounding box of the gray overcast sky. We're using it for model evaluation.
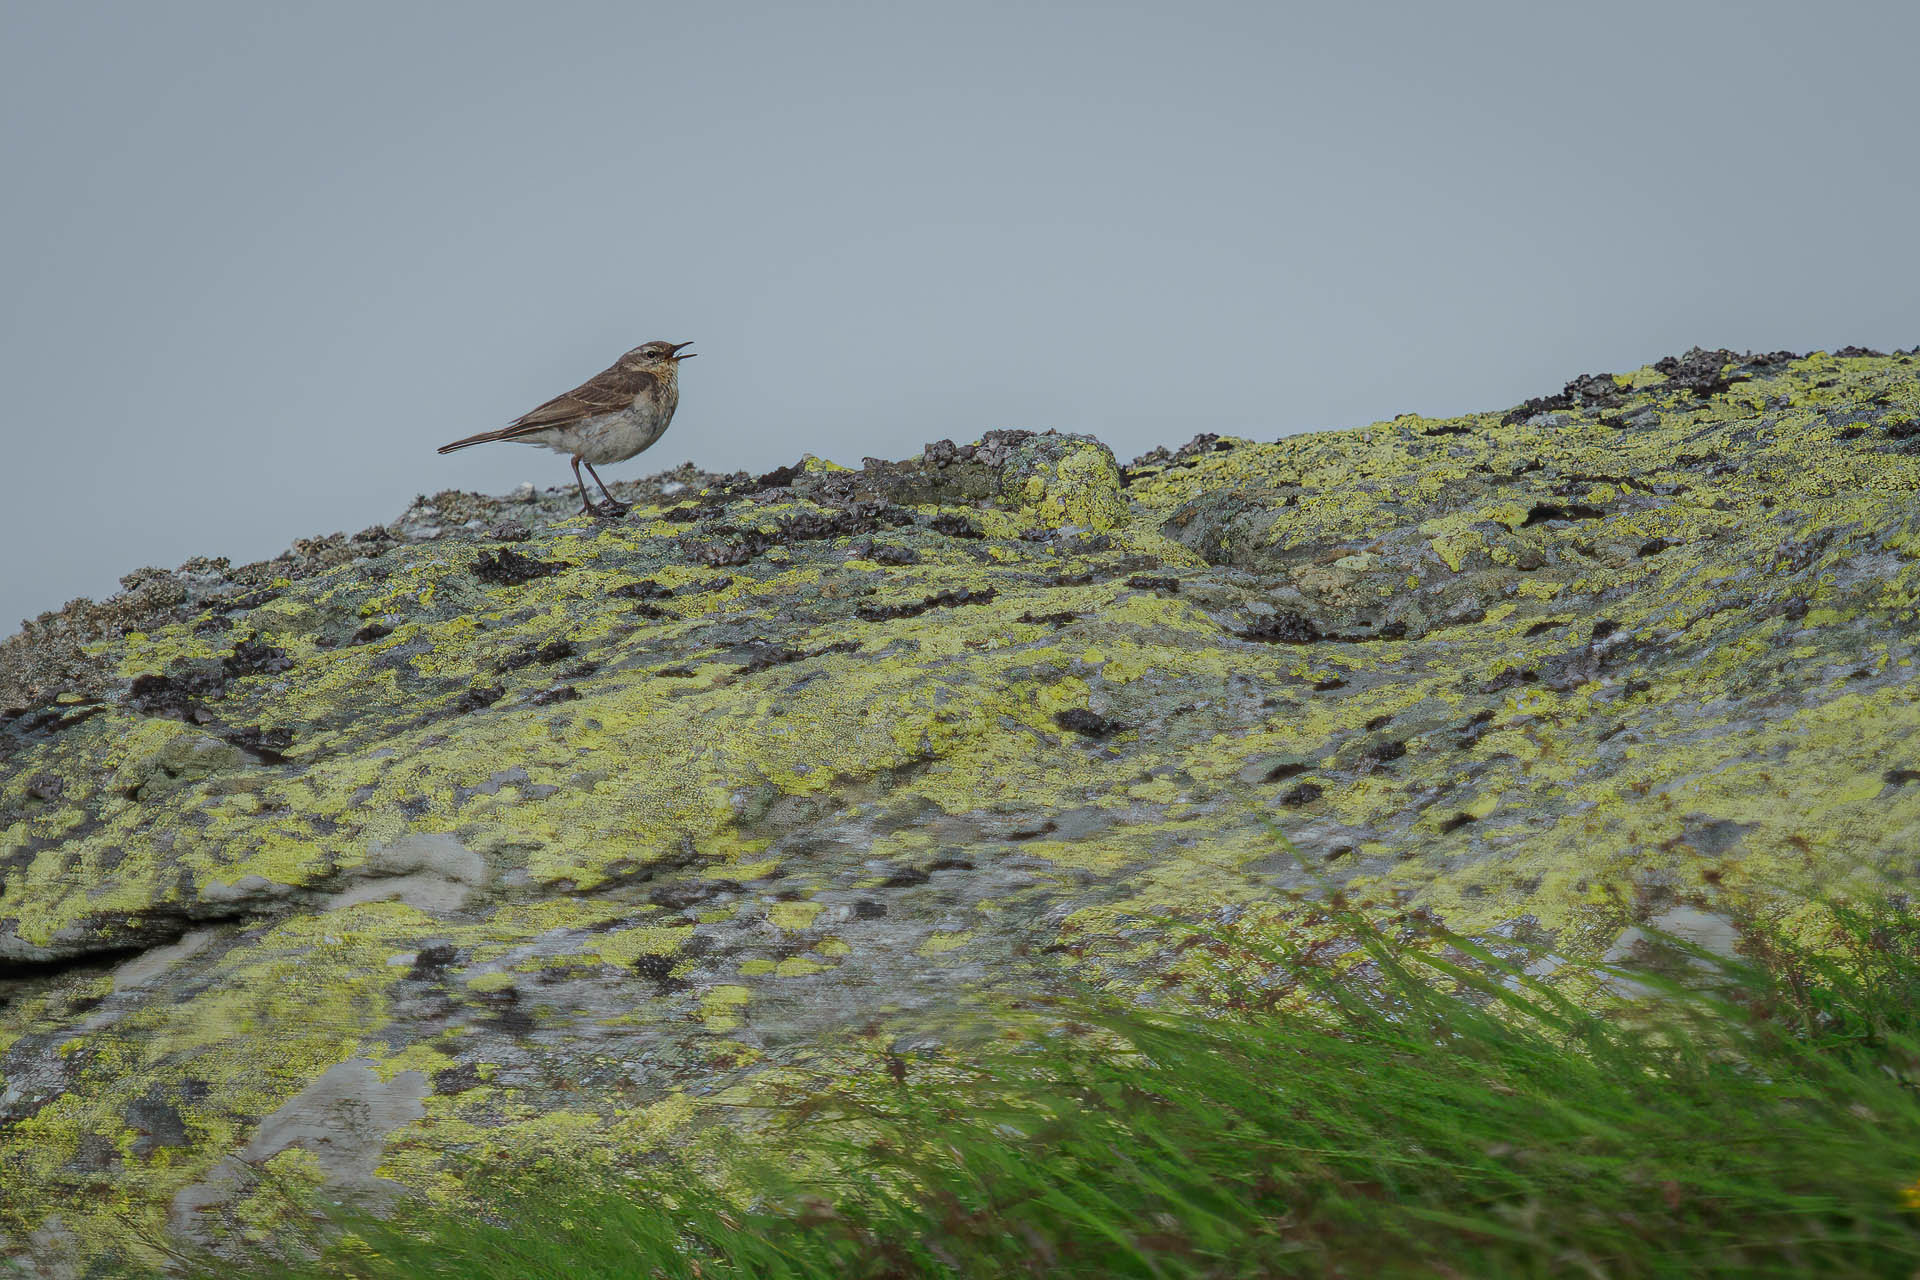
[2,1,1916,631]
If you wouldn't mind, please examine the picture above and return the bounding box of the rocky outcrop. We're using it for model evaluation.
[3,348,1919,1271]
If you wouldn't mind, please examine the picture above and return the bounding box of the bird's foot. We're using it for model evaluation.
[584,498,631,520]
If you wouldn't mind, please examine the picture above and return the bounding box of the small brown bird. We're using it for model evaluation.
[438,340,695,517]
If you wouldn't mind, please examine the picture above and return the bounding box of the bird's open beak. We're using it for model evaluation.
[669,341,696,360]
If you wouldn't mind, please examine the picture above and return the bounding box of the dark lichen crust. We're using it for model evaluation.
[3,349,1919,1268]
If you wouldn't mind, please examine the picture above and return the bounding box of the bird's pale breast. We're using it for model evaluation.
[531,382,678,465]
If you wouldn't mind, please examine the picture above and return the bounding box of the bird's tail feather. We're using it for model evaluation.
[436,427,516,454]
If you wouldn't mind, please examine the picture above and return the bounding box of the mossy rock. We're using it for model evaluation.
[4,350,1920,1270]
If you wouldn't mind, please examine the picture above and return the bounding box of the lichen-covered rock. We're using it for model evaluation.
[4,353,1920,1271]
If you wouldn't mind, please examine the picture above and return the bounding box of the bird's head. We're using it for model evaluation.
[625,340,696,370]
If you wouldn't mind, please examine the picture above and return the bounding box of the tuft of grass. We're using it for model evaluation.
[198,896,1920,1279]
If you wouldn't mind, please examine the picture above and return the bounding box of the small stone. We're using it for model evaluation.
[1055,708,1129,739]
[1240,611,1320,644]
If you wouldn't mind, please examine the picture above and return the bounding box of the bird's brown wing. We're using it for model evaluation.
[495,364,657,437]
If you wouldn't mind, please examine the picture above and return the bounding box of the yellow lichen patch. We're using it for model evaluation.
[699,984,753,1030]
[765,900,823,932]
[1017,442,1130,531]
[463,971,518,994]
[722,856,781,881]
[112,623,227,677]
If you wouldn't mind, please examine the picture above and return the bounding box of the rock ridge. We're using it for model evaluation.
[3,346,1919,1270]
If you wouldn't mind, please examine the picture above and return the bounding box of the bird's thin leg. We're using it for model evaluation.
[571,457,626,519]
[571,457,608,518]
[583,462,631,515]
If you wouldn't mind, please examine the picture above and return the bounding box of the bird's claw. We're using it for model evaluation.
[584,499,631,520]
